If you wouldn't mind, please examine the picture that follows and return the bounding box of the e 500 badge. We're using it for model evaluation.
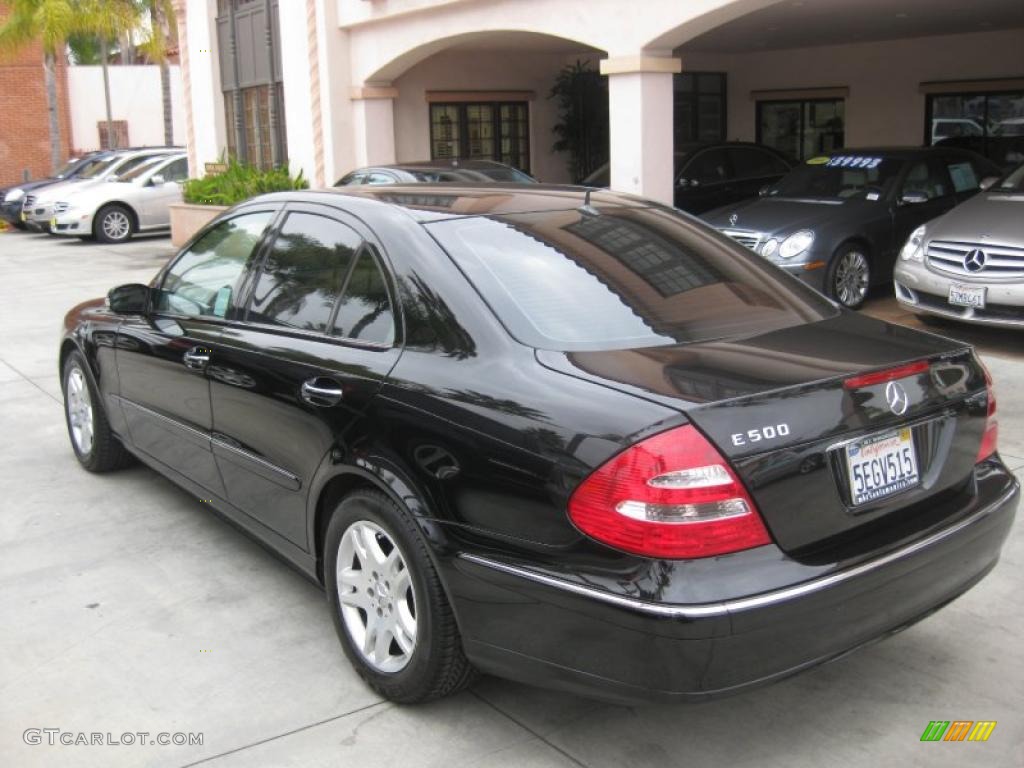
[731,423,791,447]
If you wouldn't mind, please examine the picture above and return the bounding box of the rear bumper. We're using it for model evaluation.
[447,462,1017,704]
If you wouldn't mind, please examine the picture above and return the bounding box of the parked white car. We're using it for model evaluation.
[21,147,180,230]
[51,154,188,243]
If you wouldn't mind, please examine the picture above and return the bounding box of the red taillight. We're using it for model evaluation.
[977,362,998,462]
[567,425,771,559]
[843,360,929,390]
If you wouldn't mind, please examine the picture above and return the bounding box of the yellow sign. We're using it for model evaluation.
[806,156,830,165]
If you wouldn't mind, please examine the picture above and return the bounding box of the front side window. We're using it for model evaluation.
[901,161,949,200]
[156,211,274,318]
[429,207,835,351]
[331,249,396,345]
[248,213,361,332]
[729,147,790,178]
[683,149,730,185]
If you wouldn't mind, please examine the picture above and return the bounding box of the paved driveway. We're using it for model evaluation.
[1,230,1021,768]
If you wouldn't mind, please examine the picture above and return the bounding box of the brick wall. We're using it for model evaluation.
[0,3,73,186]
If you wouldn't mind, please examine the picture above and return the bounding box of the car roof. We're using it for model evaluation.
[255,184,651,221]
[809,146,972,158]
[363,160,519,172]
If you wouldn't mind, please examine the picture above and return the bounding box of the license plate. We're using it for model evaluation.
[20,211,26,222]
[949,284,986,309]
[50,217,57,229]
[845,428,919,506]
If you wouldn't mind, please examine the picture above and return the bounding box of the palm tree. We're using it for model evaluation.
[0,0,77,173]
[79,0,142,150]
[140,0,176,146]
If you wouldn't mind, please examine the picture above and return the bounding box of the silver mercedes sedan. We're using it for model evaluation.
[50,154,188,243]
[895,162,1024,328]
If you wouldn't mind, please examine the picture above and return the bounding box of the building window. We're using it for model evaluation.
[97,120,129,149]
[429,102,530,173]
[926,89,1024,169]
[217,0,286,169]
[757,99,844,161]
[674,72,726,147]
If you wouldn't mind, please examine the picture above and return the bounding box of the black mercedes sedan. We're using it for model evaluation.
[335,159,536,186]
[60,184,1018,704]
[582,142,794,215]
[702,147,1003,309]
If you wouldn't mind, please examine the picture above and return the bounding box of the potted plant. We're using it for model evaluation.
[169,159,308,246]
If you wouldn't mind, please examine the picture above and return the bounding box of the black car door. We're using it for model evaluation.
[204,203,402,548]
[675,148,733,214]
[890,157,959,277]
[114,208,279,495]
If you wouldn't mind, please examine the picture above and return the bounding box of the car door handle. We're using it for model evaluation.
[183,347,210,370]
[301,379,344,406]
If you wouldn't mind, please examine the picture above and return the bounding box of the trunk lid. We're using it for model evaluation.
[538,312,990,556]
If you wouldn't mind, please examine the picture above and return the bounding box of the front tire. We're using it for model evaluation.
[324,489,476,703]
[62,351,133,472]
[826,244,871,309]
[93,204,134,244]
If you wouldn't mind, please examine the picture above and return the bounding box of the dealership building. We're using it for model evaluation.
[172,0,1024,203]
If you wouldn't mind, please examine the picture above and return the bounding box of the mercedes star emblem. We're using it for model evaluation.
[729,213,738,227]
[963,249,987,273]
[885,380,910,416]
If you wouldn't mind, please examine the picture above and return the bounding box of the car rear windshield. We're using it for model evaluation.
[428,206,837,351]
[767,156,904,201]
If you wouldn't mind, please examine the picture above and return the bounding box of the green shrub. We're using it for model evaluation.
[183,159,308,206]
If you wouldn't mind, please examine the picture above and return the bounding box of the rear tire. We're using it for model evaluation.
[93,204,134,244]
[826,243,871,309]
[324,489,477,703]
[62,351,133,472]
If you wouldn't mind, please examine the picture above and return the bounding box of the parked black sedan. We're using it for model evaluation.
[61,184,1017,704]
[582,142,794,214]
[702,147,1003,308]
[335,159,536,186]
[0,151,107,228]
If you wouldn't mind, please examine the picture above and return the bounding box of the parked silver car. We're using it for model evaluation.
[894,162,1024,328]
[50,154,188,243]
[21,147,180,229]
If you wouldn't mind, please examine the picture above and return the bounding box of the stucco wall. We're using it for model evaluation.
[67,65,185,151]
[681,29,1024,147]
[392,48,594,183]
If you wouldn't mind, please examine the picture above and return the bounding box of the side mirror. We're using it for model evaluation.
[107,283,150,314]
[979,176,999,191]
[899,191,929,205]
[150,174,166,186]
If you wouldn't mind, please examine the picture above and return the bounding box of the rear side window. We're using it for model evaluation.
[429,208,835,351]
[331,249,396,345]
[901,161,949,199]
[248,212,361,332]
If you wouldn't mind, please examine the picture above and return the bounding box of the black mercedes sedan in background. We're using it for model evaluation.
[335,159,536,186]
[60,184,1017,704]
[583,142,794,214]
[0,150,106,228]
[703,147,1003,308]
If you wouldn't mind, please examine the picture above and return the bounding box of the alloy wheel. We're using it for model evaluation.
[834,250,870,307]
[66,365,94,455]
[336,520,417,673]
[102,210,131,241]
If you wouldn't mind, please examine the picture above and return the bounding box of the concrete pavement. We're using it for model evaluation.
[0,230,1021,767]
